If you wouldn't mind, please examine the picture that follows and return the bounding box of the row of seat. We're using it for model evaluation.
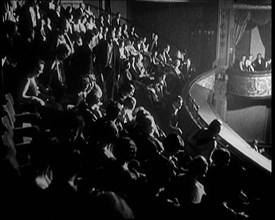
[1,93,40,175]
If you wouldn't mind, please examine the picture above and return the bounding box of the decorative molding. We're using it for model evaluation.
[227,71,272,98]
[233,4,271,10]
[197,74,215,90]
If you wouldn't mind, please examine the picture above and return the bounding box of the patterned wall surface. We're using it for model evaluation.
[227,70,271,97]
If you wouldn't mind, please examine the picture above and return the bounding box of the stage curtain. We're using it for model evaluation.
[250,10,271,59]
[234,9,271,59]
[233,10,251,46]
[258,20,271,59]
[250,10,271,26]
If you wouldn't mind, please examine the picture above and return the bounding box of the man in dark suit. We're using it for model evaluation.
[112,12,121,30]
[95,30,120,101]
[181,58,196,80]
[253,53,266,71]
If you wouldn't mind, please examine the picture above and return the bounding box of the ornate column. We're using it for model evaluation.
[215,0,235,69]
[212,71,228,122]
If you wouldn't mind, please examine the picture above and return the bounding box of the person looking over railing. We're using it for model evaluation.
[265,58,271,70]
[185,119,222,163]
[165,59,184,98]
[181,58,196,80]
[244,54,254,72]
[239,55,246,71]
[253,53,266,71]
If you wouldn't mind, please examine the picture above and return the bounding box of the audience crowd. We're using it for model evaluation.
[1,0,270,219]
[237,53,271,72]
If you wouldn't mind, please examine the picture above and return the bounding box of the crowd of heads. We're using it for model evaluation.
[1,1,265,219]
[237,53,271,72]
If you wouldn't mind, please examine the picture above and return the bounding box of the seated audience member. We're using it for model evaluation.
[112,12,121,30]
[136,53,147,78]
[244,54,254,72]
[135,38,143,52]
[79,15,87,34]
[92,191,135,218]
[160,155,208,216]
[151,49,164,74]
[96,14,105,29]
[55,18,74,55]
[185,119,222,162]
[104,13,112,30]
[140,36,149,53]
[124,39,139,57]
[128,55,139,81]
[115,26,122,42]
[204,148,250,219]
[77,87,103,140]
[161,95,183,136]
[84,4,93,17]
[129,109,164,164]
[158,47,168,66]
[2,0,18,22]
[162,133,186,174]
[47,43,70,102]
[72,32,83,52]
[102,26,109,40]
[17,59,46,106]
[181,58,196,80]
[118,61,133,88]
[89,101,122,145]
[165,59,184,98]
[174,49,184,63]
[121,23,129,40]
[265,58,272,69]
[85,15,96,31]
[128,25,139,43]
[118,39,127,60]
[251,139,259,152]
[118,96,137,126]
[147,71,167,105]
[97,25,104,41]
[163,44,172,64]
[116,82,135,104]
[253,53,266,71]
[149,33,159,53]
[238,55,246,71]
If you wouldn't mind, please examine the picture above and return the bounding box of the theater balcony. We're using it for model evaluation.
[179,66,271,176]
[226,68,272,99]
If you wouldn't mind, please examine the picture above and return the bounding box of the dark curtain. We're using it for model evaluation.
[234,9,271,61]
[258,21,271,59]
[245,10,271,59]
[233,10,251,46]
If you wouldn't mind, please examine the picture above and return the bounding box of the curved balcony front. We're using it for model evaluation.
[226,69,272,99]
[181,67,271,174]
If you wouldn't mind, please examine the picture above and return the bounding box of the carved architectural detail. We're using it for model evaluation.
[227,71,272,97]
